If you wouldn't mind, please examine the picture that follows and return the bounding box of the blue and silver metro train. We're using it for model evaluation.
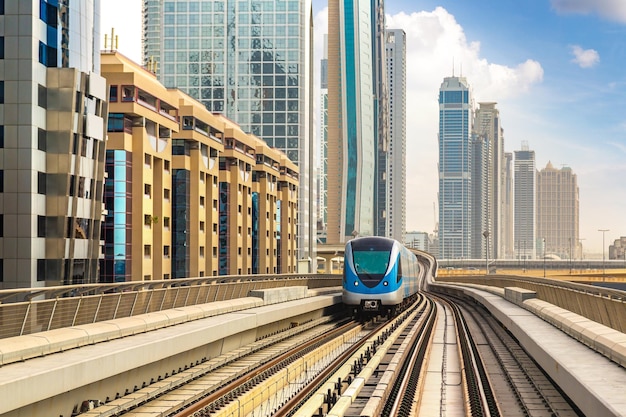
[342,236,420,316]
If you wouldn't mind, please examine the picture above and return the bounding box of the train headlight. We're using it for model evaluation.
[354,281,359,286]
[383,281,388,286]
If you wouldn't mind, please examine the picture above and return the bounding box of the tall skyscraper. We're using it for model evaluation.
[373,0,389,239]
[0,0,107,288]
[384,29,406,242]
[514,142,536,259]
[317,34,328,243]
[327,0,385,244]
[142,0,315,265]
[502,152,514,258]
[470,133,489,259]
[438,76,473,259]
[474,102,504,258]
[537,162,579,259]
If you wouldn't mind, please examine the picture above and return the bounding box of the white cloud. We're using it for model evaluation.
[552,0,626,23]
[383,8,544,232]
[569,45,600,68]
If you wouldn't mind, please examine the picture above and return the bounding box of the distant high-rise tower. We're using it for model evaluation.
[470,133,489,259]
[537,162,579,259]
[0,0,107,288]
[514,142,536,259]
[327,0,384,243]
[438,76,473,259]
[142,0,316,264]
[474,102,504,258]
[384,29,406,242]
[503,152,514,258]
[373,0,389,238]
[318,35,329,243]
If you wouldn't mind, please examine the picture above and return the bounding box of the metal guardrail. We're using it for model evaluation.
[435,275,626,333]
[0,274,341,340]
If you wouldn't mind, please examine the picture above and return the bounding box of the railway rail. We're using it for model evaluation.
[78,291,585,417]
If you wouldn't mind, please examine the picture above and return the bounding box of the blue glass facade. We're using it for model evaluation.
[438,77,472,259]
[339,0,377,239]
[144,0,314,261]
[38,0,58,67]
[276,200,281,273]
[251,191,259,273]
[218,182,229,275]
[102,150,133,282]
[172,169,190,278]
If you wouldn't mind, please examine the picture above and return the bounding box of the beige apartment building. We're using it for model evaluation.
[536,162,579,259]
[100,51,298,281]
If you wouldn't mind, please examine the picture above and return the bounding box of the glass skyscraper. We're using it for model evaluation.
[384,29,406,243]
[327,0,383,243]
[143,0,315,264]
[514,142,536,260]
[0,0,108,288]
[438,76,473,259]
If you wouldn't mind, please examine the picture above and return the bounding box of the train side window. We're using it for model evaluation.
[397,255,403,282]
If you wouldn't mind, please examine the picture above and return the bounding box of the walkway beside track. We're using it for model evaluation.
[431,282,626,417]
[0,288,341,417]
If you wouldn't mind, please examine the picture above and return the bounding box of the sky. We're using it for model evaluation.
[101,0,626,255]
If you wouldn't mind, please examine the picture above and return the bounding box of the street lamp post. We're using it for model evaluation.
[543,237,546,278]
[598,229,609,280]
[577,238,585,263]
[569,237,572,275]
[483,231,489,275]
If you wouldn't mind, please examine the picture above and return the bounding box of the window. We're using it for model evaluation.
[38,84,47,108]
[164,189,170,200]
[200,221,205,232]
[109,85,118,102]
[144,214,152,227]
[0,36,4,59]
[37,128,45,150]
[145,154,152,167]
[38,42,57,67]
[144,245,151,258]
[164,246,170,258]
[122,86,135,101]
[200,196,205,207]
[213,247,217,257]
[37,172,46,194]
[200,246,205,257]
[37,259,46,281]
[144,184,151,197]
[164,160,170,172]
[164,217,170,228]
[37,216,46,237]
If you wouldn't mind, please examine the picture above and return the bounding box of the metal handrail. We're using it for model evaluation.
[0,274,340,340]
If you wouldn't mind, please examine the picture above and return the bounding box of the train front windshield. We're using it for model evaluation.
[350,238,393,288]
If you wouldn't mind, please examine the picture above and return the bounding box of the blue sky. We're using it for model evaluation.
[103,0,626,254]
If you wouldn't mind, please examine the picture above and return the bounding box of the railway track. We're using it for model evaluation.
[79,292,584,417]
[449,294,583,417]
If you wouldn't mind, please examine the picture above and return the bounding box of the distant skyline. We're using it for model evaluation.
[101,0,626,254]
